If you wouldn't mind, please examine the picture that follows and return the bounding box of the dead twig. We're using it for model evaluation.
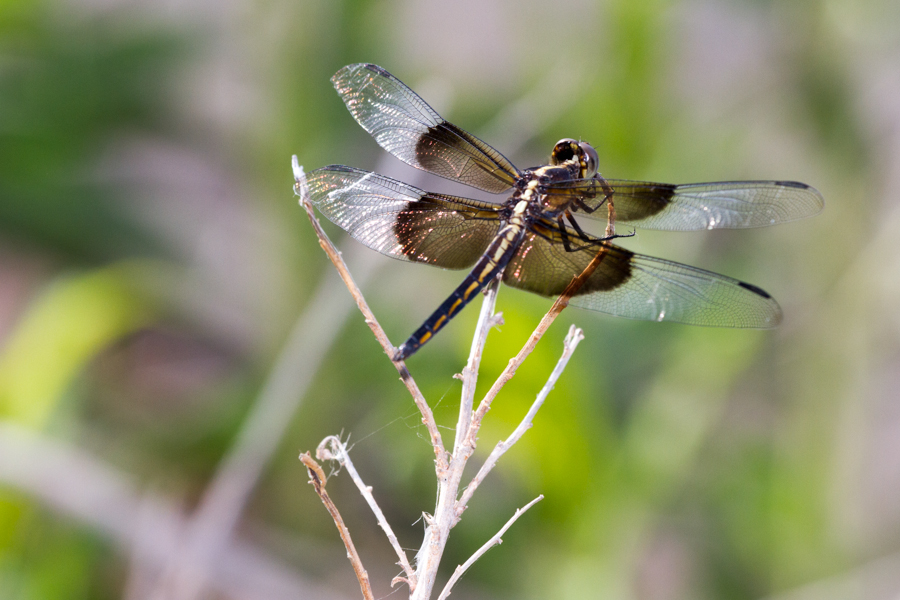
[453,279,502,456]
[413,221,606,599]
[317,436,417,591]
[300,452,374,600]
[436,495,544,600]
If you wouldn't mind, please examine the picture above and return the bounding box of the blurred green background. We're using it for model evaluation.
[1,0,899,598]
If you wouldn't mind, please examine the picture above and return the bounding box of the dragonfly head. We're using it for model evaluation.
[551,138,599,178]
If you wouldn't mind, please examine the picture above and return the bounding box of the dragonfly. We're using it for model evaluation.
[305,64,823,360]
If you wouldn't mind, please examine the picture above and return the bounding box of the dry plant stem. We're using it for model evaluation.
[454,279,502,452]
[456,325,584,513]
[436,495,543,600]
[301,452,375,600]
[293,158,448,472]
[317,436,417,591]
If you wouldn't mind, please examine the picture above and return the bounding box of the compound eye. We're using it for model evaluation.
[551,138,578,165]
[579,142,599,177]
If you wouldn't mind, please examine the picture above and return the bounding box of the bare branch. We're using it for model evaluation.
[317,436,417,591]
[457,326,584,514]
[436,495,544,600]
[293,158,448,473]
[300,452,375,600]
[454,278,502,454]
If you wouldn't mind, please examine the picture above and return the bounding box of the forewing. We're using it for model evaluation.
[331,63,521,194]
[306,165,501,269]
[542,178,824,230]
[503,224,782,327]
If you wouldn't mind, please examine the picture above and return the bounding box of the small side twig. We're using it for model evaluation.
[456,325,584,514]
[436,495,544,600]
[317,436,417,591]
[300,452,374,600]
[293,158,448,473]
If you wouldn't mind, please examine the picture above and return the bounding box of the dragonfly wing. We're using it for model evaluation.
[307,165,502,269]
[542,178,824,230]
[332,63,522,194]
[503,224,782,327]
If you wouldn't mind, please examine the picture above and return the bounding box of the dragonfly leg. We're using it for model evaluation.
[565,211,593,242]
[556,215,575,252]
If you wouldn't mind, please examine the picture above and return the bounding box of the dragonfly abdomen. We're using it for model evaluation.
[395,220,526,360]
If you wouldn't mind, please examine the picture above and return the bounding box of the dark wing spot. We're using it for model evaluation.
[616,183,676,221]
[504,230,635,299]
[362,63,389,76]
[394,201,437,262]
[572,246,635,295]
[772,180,810,190]
[737,280,772,299]
[414,122,468,174]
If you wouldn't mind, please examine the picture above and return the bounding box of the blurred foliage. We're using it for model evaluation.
[0,264,153,426]
[0,5,185,262]
[0,0,897,599]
